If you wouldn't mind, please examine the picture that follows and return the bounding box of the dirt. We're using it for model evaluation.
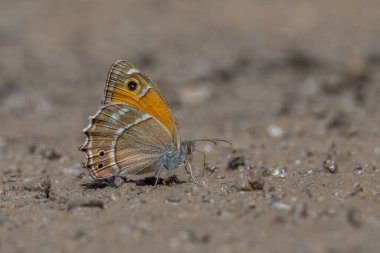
[1,1,380,253]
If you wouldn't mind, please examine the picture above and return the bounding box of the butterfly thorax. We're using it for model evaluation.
[155,147,185,172]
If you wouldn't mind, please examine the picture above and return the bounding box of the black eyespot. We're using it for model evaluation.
[98,150,105,157]
[97,163,104,169]
[127,81,138,91]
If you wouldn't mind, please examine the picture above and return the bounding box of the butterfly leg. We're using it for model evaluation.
[153,165,163,188]
[185,162,199,185]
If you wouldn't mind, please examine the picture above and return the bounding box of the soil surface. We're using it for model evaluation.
[1,1,380,253]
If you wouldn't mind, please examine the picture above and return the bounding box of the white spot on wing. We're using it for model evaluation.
[115,114,152,137]
[127,68,140,75]
[111,107,129,122]
[112,112,120,121]
[110,139,117,165]
[120,107,129,114]
[115,128,124,136]
[139,85,151,98]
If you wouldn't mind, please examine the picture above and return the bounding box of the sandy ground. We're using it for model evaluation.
[1,1,380,252]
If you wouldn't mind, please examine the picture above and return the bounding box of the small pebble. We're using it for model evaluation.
[272,201,291,211]
[267,124,287,138]
[248,176,265,191]
[352,163,363,174]
[271,167,287,179]
[238,167,265,191]
[201,196,214,204]
[110,194,118,201]
[226,156,245,170]
[323,160,338,173]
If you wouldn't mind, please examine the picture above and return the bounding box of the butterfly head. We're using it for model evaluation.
[179,139,231,178]
[181,140,196,156]
[181,139,231,155]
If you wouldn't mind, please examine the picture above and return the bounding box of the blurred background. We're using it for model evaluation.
[2,0,380,144]
[1,1,380,253]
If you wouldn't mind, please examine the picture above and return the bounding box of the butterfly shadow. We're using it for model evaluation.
[131,175,186,187]
[81,175,186,189]
[81,176,129,189]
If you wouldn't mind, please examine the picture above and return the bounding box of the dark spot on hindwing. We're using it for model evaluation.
[97,163,104,169]
[98,150,105,157]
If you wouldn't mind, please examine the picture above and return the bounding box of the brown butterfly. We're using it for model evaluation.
[80,60,228,184]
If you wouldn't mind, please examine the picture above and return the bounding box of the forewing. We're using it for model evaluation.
[80,104,173,179]
[102,60,179,144]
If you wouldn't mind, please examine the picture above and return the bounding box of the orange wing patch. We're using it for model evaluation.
[102,61,176,135]
[110,84,175,134]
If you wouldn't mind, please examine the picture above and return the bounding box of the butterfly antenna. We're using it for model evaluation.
[191,139,232,146]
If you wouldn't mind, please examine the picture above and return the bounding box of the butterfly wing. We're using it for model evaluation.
[80,104,174,179]
[102,60,180,147]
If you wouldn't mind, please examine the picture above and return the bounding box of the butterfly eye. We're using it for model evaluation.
[127,80,138,91]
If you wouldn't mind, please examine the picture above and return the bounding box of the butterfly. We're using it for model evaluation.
[80,60,228,184]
